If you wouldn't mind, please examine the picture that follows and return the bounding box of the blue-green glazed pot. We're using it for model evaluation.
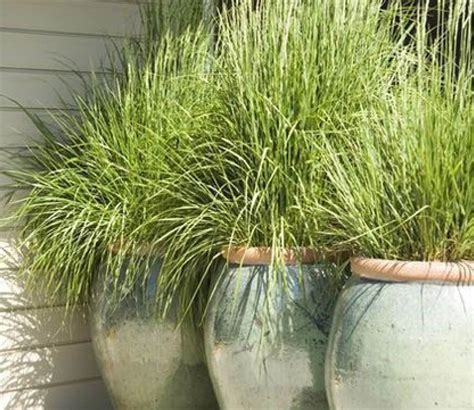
[204,249,338,410]
[326,258,474,410]
[90,256,218,410]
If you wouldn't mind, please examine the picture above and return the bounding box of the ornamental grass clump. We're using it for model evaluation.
[319,1,473,261]
[155,0,406,318]
[8,6,214,308]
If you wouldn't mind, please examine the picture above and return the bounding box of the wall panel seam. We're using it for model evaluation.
[0,67,109,76]
[0,339,92,355]
[0,27,126,40]
[0,376,103,395]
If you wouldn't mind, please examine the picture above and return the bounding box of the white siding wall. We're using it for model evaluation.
[0,1,141,408]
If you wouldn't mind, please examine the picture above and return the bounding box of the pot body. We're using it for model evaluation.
[326,275,474,409]
[90,257,218,410]
[204,264,337,410]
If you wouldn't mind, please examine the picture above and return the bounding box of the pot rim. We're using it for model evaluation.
[351,257,474,284]
[222,246,320,265]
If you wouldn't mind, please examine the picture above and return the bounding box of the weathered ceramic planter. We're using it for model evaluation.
[205,247,338,410]
[326,258,474,409]
[90,255,218,410]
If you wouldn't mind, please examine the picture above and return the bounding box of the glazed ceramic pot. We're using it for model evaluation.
[204,247,338,410]
[326,258,474,410]
[90,254,218,410]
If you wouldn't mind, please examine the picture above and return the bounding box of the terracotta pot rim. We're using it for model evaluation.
[351,257,474,284]
[107,241,160,257]
[222,246,320,266]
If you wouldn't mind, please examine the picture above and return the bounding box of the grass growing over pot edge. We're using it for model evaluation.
[153,0,409,321]
[7,9,214,309]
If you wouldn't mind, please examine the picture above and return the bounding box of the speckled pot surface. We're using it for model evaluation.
[326,272,474,409]
[90,257,218,410]
[204,263,337,410]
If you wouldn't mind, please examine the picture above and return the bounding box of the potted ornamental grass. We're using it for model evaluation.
[323,2,473,408]
[155,0,406,408]
[7,3,218,409]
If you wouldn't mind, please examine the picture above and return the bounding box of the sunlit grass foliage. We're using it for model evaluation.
[7,0,472,324]
[9,3,212,309]
[318,0,473,261]
[154,0,405,318]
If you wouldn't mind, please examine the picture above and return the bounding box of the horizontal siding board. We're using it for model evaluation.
[0,270,57,312]
[0,71,86,109]
[0,240,72,310]
[0,109,75,148]
[0,32,116,72]
[0,148,37,187]
[0,238,71,311]
[0,174,14,187]
[0,171,32,188]
[0,306,90,351]
[0,238,21,269]
[0,228,18,242]
[0,189,28,224]
[0,1,145,405]
[0,378,112,410]
[0,0,140,37]
[0,243,25,309]
[0,110,48,147]
[0,242,63,314]
[0,342,101,393]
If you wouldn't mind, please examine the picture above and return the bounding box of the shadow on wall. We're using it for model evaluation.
[0,240,55,408]
[0,235,112,409]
